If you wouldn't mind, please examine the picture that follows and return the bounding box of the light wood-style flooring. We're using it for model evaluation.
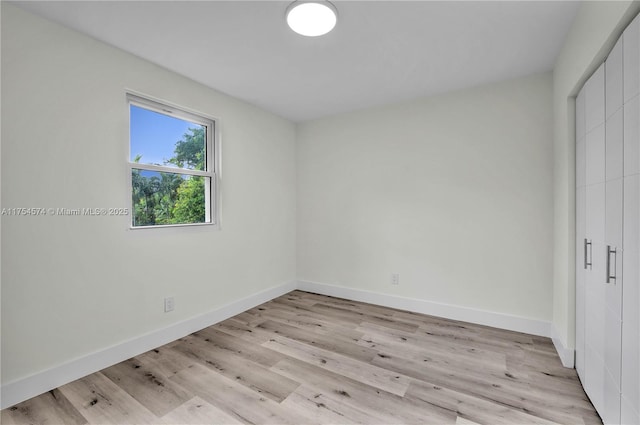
[2,290,601,424]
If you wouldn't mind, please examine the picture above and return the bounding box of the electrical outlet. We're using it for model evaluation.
[391,273,400,285]
[164,297,175,313]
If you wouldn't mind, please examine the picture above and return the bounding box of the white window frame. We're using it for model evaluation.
[127,93,217,229]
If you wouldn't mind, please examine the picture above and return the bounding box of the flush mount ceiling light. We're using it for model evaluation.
[286,0,338,37]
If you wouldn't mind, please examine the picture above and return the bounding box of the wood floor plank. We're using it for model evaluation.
[211,317,274,343]
[264,334,412,396]
[370,347,535,411]
[516,383,605,425]
[272,294,422,333]
[389,308,538,347]
[403,324,527,360]
[58,372,159,424]
[279,385,374,425]
[416,321,535,352]
[101,357,193,417]
[159,396,243,425]
[0,389,87,425]
[373,345,596,425]
[134,345,196,379]
[230,310,267,327]
[271,357,457,424]
[256,319,376,362]
[527,368,594,403]
[246,303,366,341]
[169,362,306,424]
[276,290,320,307]
[193,326,287,367]
[172,333,300,402]
[310,303,421,333]
[290,291,400,318]
[456,416,484,425]
[513,347,576,378]
[356,321,508,372]
[406,380,559,425]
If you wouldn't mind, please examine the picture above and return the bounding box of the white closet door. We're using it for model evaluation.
[604,178,623,425]
[607,37,624,121]
[625,95,640,177]
[585,181,607,414]
[576,87,587,380]
[577,89,587,188]
[587,123,606,186]
[607,109,624,181]
[586,64,606,134]
[625,14,640,177]
[622,148,640,425]
[622,14,640,425]
[624,15,640,104]
[584,62,607,415]
[576,185,587,379]
[604,177,624,315]
[621,174,640,424]
[603,40,624,425]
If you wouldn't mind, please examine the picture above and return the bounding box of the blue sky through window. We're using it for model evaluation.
[130,105,203,167]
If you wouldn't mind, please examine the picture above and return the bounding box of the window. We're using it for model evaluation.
[128,94,216,228]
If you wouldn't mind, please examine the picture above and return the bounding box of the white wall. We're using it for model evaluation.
[1,3,296,386]
[297,73,554,323]
[552,0,640,355]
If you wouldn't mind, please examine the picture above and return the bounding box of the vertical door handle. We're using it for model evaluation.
[584,239,592,269]
[606,245,617,283]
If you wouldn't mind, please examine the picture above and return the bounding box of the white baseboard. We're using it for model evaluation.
[0,280,297,410]
[551,325,575,368]
[297,280,552,338]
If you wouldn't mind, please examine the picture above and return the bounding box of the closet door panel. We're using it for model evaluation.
[577,138,587,188]
[586,64,606,133]
[621,397,640,425]
[603,179,624,422]
[603,47,625,423]
[586,182,606,250]
[576,185,587,379]
[606,37,624,120]
[585,343,606,414]
[604,303,622,388]
[585,181,606,413]
[576,82,588,383]
[577,87,586,144]
[605,178,624,248]
[605,178,624,317]
[577,88,587,188]
[604,371,622,425]
[585,276,606,362]
[606,109,624,181]
[575,269,586,379]
[621,326,640,424]
[624,95,640,177]
[624,15,640,103]
[587,124,606,186]
[622,175,640,418]
[585,242,606,412]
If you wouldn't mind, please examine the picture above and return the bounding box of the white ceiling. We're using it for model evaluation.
[13,1,580,122]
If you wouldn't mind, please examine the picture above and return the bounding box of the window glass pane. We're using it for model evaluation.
[130,105,206,171]
[131,169,208,227]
